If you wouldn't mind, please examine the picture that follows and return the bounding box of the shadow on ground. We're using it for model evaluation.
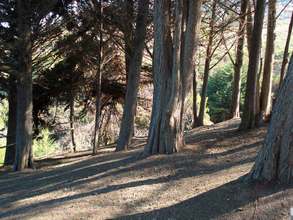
[1,119,289,219]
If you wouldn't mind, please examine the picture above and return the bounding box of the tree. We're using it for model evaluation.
[197,0,217,127]
[116,0,150,151]
[279,10,293,86]
[144,0,202,154]
[248,56,293,183]
[92,0,103,154]
[4,76,17,165]
[192,70,198,128]
[259,0,277,121]
[14,0,34,171]
[240,0,266,130]
[230,0,248,119]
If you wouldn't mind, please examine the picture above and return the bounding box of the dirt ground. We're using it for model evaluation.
[0,119,292,220]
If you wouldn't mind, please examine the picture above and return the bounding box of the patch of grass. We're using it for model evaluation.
[33,128,59,159]
[0,148,5,165]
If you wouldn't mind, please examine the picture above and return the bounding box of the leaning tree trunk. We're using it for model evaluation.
[279,10,293,86]
[248,56,293,183]
[230,0,248,119]
[14,0,33,171]
[197,1,216,127]
[116,0,149,151]
[259,0,277,121]
[240,0,266,130]
[4,76,17,166]
[144,0,202,154]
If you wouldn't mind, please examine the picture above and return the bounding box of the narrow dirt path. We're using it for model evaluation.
[0,119,292,220]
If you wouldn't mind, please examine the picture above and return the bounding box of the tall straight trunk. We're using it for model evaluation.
[197,0,217,127]
[279,11,293,86]
[145,0,202,154]
[240,0,266,130]
[255,57,263,125]
[230,0,248,119]
[246,0,253,53]
[259,0,277,121]
[248,56,293,183]
[123,0,134,80]
[4,76,17,166]
[69,93,76,152]
[14,0,33,171]
[116,0,149,151]
[93,0,103,154]
[192,70,198,128]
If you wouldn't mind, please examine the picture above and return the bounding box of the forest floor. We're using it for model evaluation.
[0,119,293,220]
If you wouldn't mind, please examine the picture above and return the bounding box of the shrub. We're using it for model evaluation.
[33,128,59,158]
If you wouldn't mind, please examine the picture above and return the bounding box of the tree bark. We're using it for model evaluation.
[145,0,202,154]
[192,70,198,128]
[248,56,293,183]
[122,0,134,81]
[14,0,34,171]
[197,0,217,127]
[259,0,277,121]
[240,0,266,130]
[279,11,293,86]
[246,0,253,53]
[116,0,150,151]
[230,0,248,119]
[4,76,17,166]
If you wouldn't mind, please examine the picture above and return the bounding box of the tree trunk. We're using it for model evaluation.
[246,0,253,53]
[70,93,76,152]
[192,70,198,128]
[4,76,17,166]
[92,0,103,154]
[14,0,34,171]
[255,57,263,125]
[123,0,134,81]
[230,0,248,119]
[116,0,150,151]
[144,0,202,154]
[248,56,293,183]
[259,0,277,121]
[197,0,217,127]
[240,0,266,130]
[279,11,293,86]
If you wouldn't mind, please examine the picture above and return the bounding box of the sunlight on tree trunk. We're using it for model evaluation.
[248,56,293,183]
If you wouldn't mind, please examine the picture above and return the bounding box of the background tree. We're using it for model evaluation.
[145,0,202,154]
[230,0,248,119]
[240,0,266,130]
[116,0,150,151]
[259,0,277,122]
[279,10,293,86]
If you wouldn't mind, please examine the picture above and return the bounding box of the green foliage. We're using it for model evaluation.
[0,148,5,165]
[0,100,8,129]
[33,128,59,159]
[207,65,232,123]
[207,64,246,123]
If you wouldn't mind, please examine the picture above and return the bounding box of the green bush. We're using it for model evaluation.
[207,64,246,123]
[33,128,59,158]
